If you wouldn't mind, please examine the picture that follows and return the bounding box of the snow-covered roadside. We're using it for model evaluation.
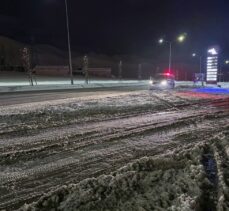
[19,128,229,211]
[18,141,221,211]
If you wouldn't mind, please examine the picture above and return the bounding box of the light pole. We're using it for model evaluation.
[225,60,229,82]
[159,39,172,73]
[192,53,202,74]
[64,0,73,85]
[220,60,229,82]
[192,53,204,86]
[158,33,186,74]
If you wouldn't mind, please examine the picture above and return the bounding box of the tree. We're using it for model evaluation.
[21,47,34,86]
[83,55,89,84]
[119,60,122,80]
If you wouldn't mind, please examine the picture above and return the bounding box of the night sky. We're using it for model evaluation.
[0,0,229,57]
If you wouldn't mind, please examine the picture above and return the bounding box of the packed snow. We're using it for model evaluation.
[0,89,228,210]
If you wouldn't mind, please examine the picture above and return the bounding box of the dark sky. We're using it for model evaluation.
[0,0,228,57]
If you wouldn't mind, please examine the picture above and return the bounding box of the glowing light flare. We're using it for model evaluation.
[208,48,218,55]
[161,80,167,86]
[164,69,173,75]
[177,33,187,43]
[158,39,164,44]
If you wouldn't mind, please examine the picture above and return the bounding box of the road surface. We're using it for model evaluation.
[0,89,228,210]
[0,86,147,106]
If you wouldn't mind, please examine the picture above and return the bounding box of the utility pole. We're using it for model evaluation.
[64,0,73,85]
[199,56,204,86]
[192,53,204,86]
[169,42,172,73]
[158,34,186,74]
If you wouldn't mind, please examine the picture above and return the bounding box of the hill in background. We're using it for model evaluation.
[0,36,155,78]
[0,36,201,80]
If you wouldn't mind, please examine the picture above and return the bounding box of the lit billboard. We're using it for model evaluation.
[206,47,219,84]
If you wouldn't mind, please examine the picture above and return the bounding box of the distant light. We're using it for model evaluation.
[161,80,167,86]
[149,80,153,84]
[192,53,196,57]
[208,48,218,55]
[225,60,229,64]
[159,38,164,44]
[165,72,170,76]
[177,33,187,43]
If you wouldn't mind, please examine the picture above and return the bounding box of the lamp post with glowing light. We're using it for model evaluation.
[159,39,172,73]
[192,53,204,86]
[64,0,73,85]
[220,60,229,82]
[192,53,202,74]
[158,33,186,73]
[225,60,229,81]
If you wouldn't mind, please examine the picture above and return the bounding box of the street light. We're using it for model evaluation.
[192,53,202,74]
[158,33,187,73]
[158,38,172,73]
[192,53,196,57]
[192,52,204,86]
[221,60,229,82]
[64,0,74,85]
[159,39,164,44]
[177,34,186,43]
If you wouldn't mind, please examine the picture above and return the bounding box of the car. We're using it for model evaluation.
[149,73,175,89]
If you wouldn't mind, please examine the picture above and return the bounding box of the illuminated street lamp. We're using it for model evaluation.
[192,53,196,57]
[177,34,186,43]
[158,33,187,73]
[192,52,204,86]
[220,60,229,82]
[192,53,202,74]
[159,39,164,44]
[158,39,172,73]
[64,0,74,85]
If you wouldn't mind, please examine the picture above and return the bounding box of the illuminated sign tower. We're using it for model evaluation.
[206,47,219,84]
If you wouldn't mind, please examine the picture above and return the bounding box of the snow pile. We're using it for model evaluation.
[20,143,207,211]
[212,130,229,210]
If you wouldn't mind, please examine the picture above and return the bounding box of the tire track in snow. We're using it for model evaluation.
[0,91,228,210]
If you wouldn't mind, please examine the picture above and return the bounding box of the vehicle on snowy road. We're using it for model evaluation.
[149,73,175,89]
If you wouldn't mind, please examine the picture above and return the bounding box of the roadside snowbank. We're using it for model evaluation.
[20,143,207,211]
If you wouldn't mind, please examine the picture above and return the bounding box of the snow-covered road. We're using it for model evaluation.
[0,89,228,210]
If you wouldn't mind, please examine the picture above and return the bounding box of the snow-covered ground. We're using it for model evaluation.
[0,89,228,210]
[1,71,229,93]
[0,79,148,93]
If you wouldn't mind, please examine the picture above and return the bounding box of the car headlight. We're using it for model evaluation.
[161,80,167,86]
[149,80,153,85]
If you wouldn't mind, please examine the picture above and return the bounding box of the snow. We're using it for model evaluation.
[0,89,228,210]
[0,80,148,93]
[18,143,211,211]
[0,73,228,93]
